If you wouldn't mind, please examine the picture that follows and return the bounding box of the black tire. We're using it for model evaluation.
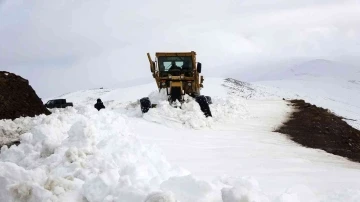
[205,96,212,104]
[195,95,212,117]
[140,97,151,113]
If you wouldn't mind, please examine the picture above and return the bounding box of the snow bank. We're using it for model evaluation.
[1,106,282,202]
[0,107,192,202]
[0,115,46,146]
[2,106,273,202]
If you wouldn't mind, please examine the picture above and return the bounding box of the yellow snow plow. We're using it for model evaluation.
[140,51,212,117]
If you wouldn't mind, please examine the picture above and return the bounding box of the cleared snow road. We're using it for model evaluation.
[130,98,360,199]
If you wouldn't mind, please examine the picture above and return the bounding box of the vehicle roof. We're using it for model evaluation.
[155,51,196,57]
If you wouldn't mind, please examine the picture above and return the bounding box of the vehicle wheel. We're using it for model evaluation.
[205,96,212,104]
[140,97,151,113]
[195,95,212,117]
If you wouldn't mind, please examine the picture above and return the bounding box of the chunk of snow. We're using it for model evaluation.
[275,185,319,202]
[160,175,214,201]
[144,191,178,202]
[9,182,53,202]
[82,169,120,202]
[220,176,270,202]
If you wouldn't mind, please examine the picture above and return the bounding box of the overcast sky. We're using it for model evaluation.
[1,0,360,98]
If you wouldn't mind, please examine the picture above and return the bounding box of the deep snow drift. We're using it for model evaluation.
[0,106,196,202]
[2,78,360,202]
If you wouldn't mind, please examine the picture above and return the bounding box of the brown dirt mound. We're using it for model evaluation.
[0,71,51,120]
[275,99,360,163]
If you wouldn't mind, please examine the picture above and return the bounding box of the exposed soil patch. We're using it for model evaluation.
[0,71,51,120]
[275,99,360,163]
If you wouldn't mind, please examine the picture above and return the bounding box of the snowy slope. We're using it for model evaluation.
[223,58,360,129]
[252,71,360,130]
[2,77,360,201]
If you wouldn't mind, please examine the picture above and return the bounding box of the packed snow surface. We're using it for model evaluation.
[2,78,360,201]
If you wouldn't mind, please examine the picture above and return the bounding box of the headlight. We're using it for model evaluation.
[187,82,192,86]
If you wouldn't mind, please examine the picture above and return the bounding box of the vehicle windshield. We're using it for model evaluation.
[158,56,192,76]
[46,100,53,105]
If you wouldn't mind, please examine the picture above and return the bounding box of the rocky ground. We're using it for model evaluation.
[0,71,50,120]
[276,99,360,163]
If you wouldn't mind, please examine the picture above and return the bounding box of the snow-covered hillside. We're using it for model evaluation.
[1,77,360,202]
[245,60,360,130]
[224,59,360,129]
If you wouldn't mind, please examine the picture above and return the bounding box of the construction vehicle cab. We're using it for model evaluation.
[140,51,212,117]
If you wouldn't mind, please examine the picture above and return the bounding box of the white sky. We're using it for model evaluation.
[1,0,360,98]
